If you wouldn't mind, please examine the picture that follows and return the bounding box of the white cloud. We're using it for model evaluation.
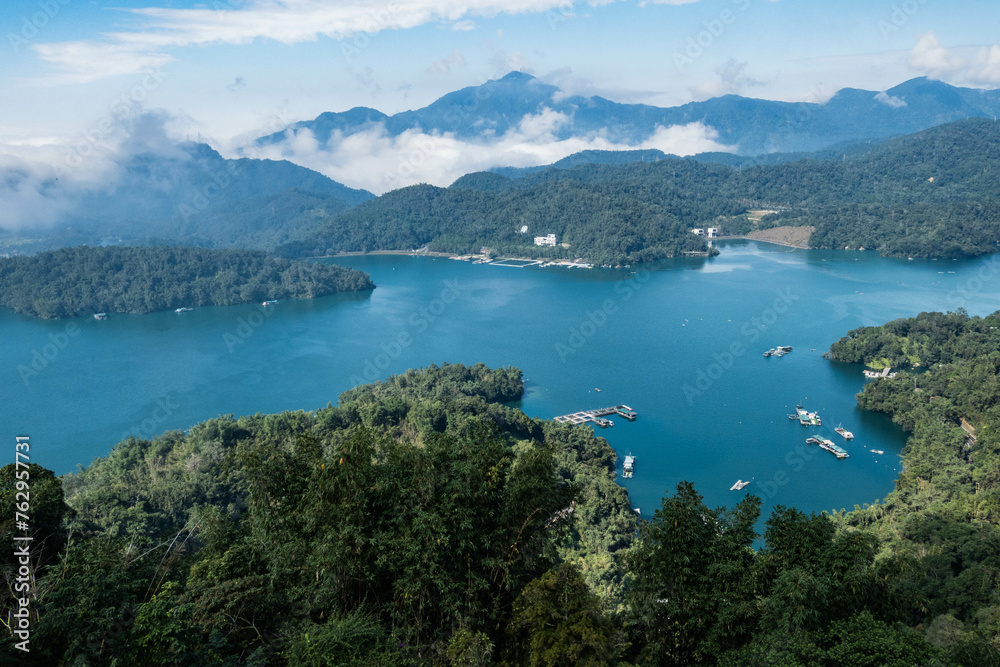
[244,108,735,194]
[427,48,467,75]
[970,44,1000,84]
[692,59,764,99]
[874,91,906,108]
[31,0,573,83]
[0,153,78,232]
[31,41,174,84]
[452,19,477,30]
[907,32,966,78]
[0,110,188,231]
[905,32,1000,87]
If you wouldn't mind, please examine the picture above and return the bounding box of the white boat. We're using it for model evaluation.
[262,300,279,306]
[175,307,193,313]
[622,454,635,478]
[835,426,854,440]
[730,479,751,491]
[93,312,107,320]
[870,449,884,455]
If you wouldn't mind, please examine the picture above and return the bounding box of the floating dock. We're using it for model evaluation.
[807,437,849,459]
[554,405,638,426]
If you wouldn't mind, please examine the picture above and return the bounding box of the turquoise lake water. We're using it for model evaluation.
[4,241,1000,520]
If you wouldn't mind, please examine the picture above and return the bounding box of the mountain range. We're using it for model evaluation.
[257,72,1000,156]
[2,143,373,255]
[5,73,1000,258]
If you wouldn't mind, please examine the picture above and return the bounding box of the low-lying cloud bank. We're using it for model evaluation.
[240,107,736,194]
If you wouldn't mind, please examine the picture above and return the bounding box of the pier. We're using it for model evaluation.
[553,405,637,426]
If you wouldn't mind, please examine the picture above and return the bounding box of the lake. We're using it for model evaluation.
[4,241,1000,520]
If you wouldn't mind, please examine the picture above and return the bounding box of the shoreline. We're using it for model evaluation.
[714,236,811,250]
[309,250,600,268]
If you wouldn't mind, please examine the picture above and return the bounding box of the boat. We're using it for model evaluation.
[594,388,601,392]
[622,454,635,479]
[175,307,194,313]
[777,345,793,352]
[870,449,884,455]
[763,348,775,357]
[262,300,279,306]
[633,507,641,515]
[93,312,107,320]
[594,417,614,428]
[835,426,854,440]
[729,479,751,491]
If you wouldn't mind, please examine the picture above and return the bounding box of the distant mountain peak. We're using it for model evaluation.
[498,71,535,83]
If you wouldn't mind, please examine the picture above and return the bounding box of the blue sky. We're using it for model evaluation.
[1,0,999,198]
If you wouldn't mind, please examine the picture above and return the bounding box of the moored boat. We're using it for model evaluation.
[835,426,854,440]
[93,312,107,320]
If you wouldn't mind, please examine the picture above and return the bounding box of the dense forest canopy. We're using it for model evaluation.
[281,118,1000,263]
[0,245,375,319]
[4,354,1000,664]
[827,310,1000,662]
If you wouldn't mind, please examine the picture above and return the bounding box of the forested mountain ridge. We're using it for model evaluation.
[3,142,374,255]
[4,358,1000,664]
[0,245,375,319]
[258,71,1000,155]
[283,118,1000,263]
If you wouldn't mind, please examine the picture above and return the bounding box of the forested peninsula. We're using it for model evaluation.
[0,246,374,319]
[4,344,1000,664]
